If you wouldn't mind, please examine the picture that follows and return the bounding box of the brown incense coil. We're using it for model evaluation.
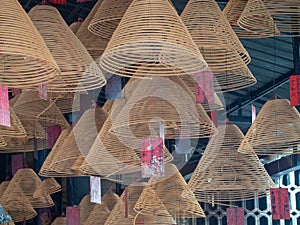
[0,138,45,153]
[149,163,205,218]
[33,178,61,198]
[84,203,110,225]
[51,217,66,225]
[101,191,119,211]
[88,0,132,39]
[55,92,81,113]
[0,181,9,198]
[76,0,107,60]
[0,181,37,222]
[50,108,107,175]
[102,100,114,114]
[70,21,82,33]
[0,108,26,138]
[28,5,106,92]
[79,194,96,225]
[11,168,54,208]
[39,127,81,177]
[109,74,216,150]
[181,0,250,67]
[223,0,279,38]
[99,0,209,78]
[13,91,69,128]
[239,0,300,36]
[182,124,276,204]
[104,183,147,225]
[239,99,300,155]
[0,137,7,148]
[0,0,60,88]
[134,212,176,225]
[80,114,173,178]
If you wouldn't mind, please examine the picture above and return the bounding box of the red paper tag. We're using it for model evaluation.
[208,110,218,127]
[194,70,214,104]
[226,207,244,225]
[47,126,62,149]
[48,0,67,5]
[11,154,24,176]
[270,188,290,220]
[66,206,80,225]
[38,84,48,100]
[135,220,145,224]
[90,176,101,204]
[0,85,10,127]
[141,138,164,178]
[290,75,300,107]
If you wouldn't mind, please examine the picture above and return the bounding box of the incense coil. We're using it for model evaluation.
[0,0,60,88]
[88,0,132,39]
[76,0,107,60]
[28,5,106,92]
[0,181,37,222]
[182,124,276,204]
[55,92,81,113]
[33,178,61,198]
[99,0,209,78]
[0,137,46,153]
[0,137,7,148]
[238,0,300,36]
[223,0,279,38]
[101,191,119,211]
[239,99,300,155]
[109,74,216,150]
[50,108,107,175]
[10,168,54,208]
[79,195,96,225]
[70,21,82,33]
[84,203,110,225]
[181,0,250,68]
[149,163,205,218]
[51,217,66,225]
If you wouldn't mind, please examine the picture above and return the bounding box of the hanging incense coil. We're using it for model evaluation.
[0,108,26,138]
[99,0,209,78]
[101,191,119,211]
[104,183,147,225]
[133,213,176,225]
[83,203,110,225]
[28,5,106,92]
[51,217,66,225]
[55,92,81,114]
[50,108,107,175]
[0,0,60,88]
[79,194,96,225]
[239,99,300,155]
[239,0,300,36]
[13,91,69,128]
[0,182,37,222]
[39,127,79,177]
[0,137,46,153]
[88,0,132,39]
[223,0,279,38]
[182,124,276,205]
[109,74,216,150]
[149,163,205,218]
[76,0,108,60]
[0,181,9,198]
[10,168,54,208]
[70,21,82,33]
[33,178,61,198]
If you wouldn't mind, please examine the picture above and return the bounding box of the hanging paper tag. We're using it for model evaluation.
[105,75,122,100]
[194,70,214,104]
[66,206,80,225]
[11,88,22,97]
[38,84,48,100]
[175,138,192,154]
[47,126,62,149]
[251,104,256,123]
[11,154,24,176]
[159,122,165,145]
[48,0,67,5]
[290,75,300,107]
[208,110,218,127]
[90,176,101,204]
[270,188,290,220]
[0,85,10,127]
[141,138,164,178]
[226,207,244,225]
